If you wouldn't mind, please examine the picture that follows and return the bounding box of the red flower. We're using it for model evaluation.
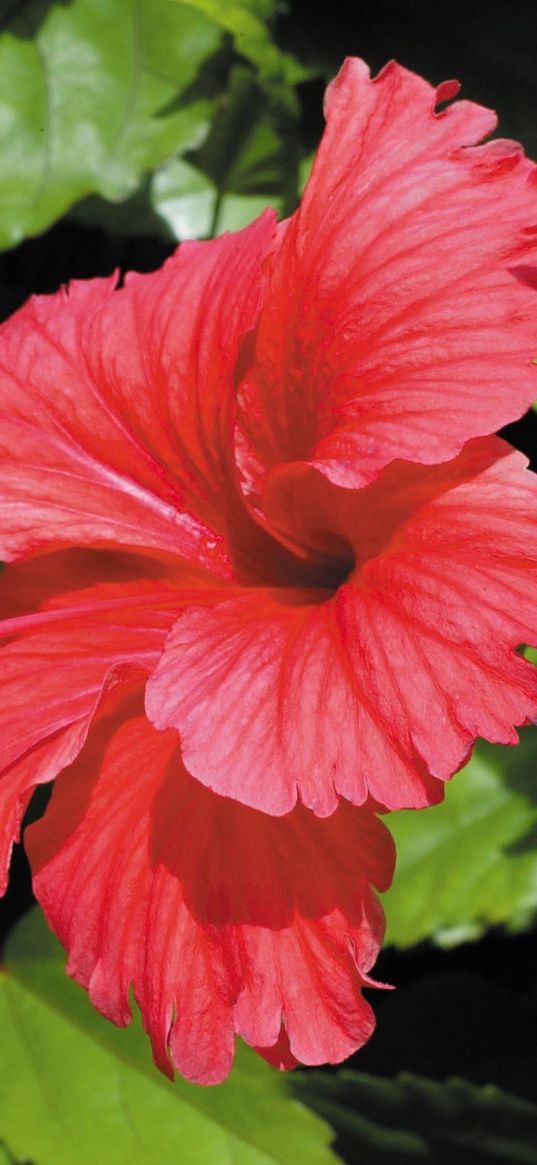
[1,58,537,1082]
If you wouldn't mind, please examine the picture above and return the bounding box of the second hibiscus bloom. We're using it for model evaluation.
[0,57,536,1082]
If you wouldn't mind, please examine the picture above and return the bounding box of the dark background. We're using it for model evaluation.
[0,0,536,1116]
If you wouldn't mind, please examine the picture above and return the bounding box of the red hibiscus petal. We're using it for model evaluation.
[0,551,192,892]
[146,588,434,815]
[238,58,537,492]
[26,683,393,1083]
[0,213,276,573]
[146,437,537,815]
[0,725,96,898]
[254,1027,299,1071]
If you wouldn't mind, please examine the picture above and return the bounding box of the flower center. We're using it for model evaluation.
[299,531,356,594]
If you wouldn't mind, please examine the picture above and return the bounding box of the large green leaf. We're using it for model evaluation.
[292,1070,537,1164]
[75,62,294,241]
[383,729,537,948]
[0,909,337,1165]
[0,0,305,250]
[0,0,224,250]
[72,39,304,242]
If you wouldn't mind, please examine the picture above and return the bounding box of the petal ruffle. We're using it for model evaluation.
[26,684,394,1084]
[238,58,537,492]
[0,213,276,572]
[146,437,537,815]
[0,551,188,892]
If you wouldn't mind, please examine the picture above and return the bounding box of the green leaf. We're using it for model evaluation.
[181,0,308,88]
[152,156,282,239]
[292,1070,537,1164]
[66,0,304,243]
[156,64,291,237]
[182,3,308,227]
[0,908,337,1165]
[0,1145,30,1165]
[195,66,288,193]
[74,60,297,242]
[73,156,282,243]
[0,0,224,250]
[383,728,537,948]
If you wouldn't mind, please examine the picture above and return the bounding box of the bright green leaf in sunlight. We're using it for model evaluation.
[0,0,305,250]
[383,727,537,948]
[0,909,337,1165]
[292,1070,537,1165]
[73,34,305,242]
[0,0,223,250]
[75,63,295,241]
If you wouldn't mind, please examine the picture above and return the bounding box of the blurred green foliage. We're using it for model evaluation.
[0,0,305,249]
[383,730,537,948]
[292,1069,537,1164]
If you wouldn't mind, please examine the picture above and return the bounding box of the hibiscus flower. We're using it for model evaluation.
[1,58,537,1084]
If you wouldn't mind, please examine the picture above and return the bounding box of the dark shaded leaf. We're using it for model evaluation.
[293,1069,537,1164]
